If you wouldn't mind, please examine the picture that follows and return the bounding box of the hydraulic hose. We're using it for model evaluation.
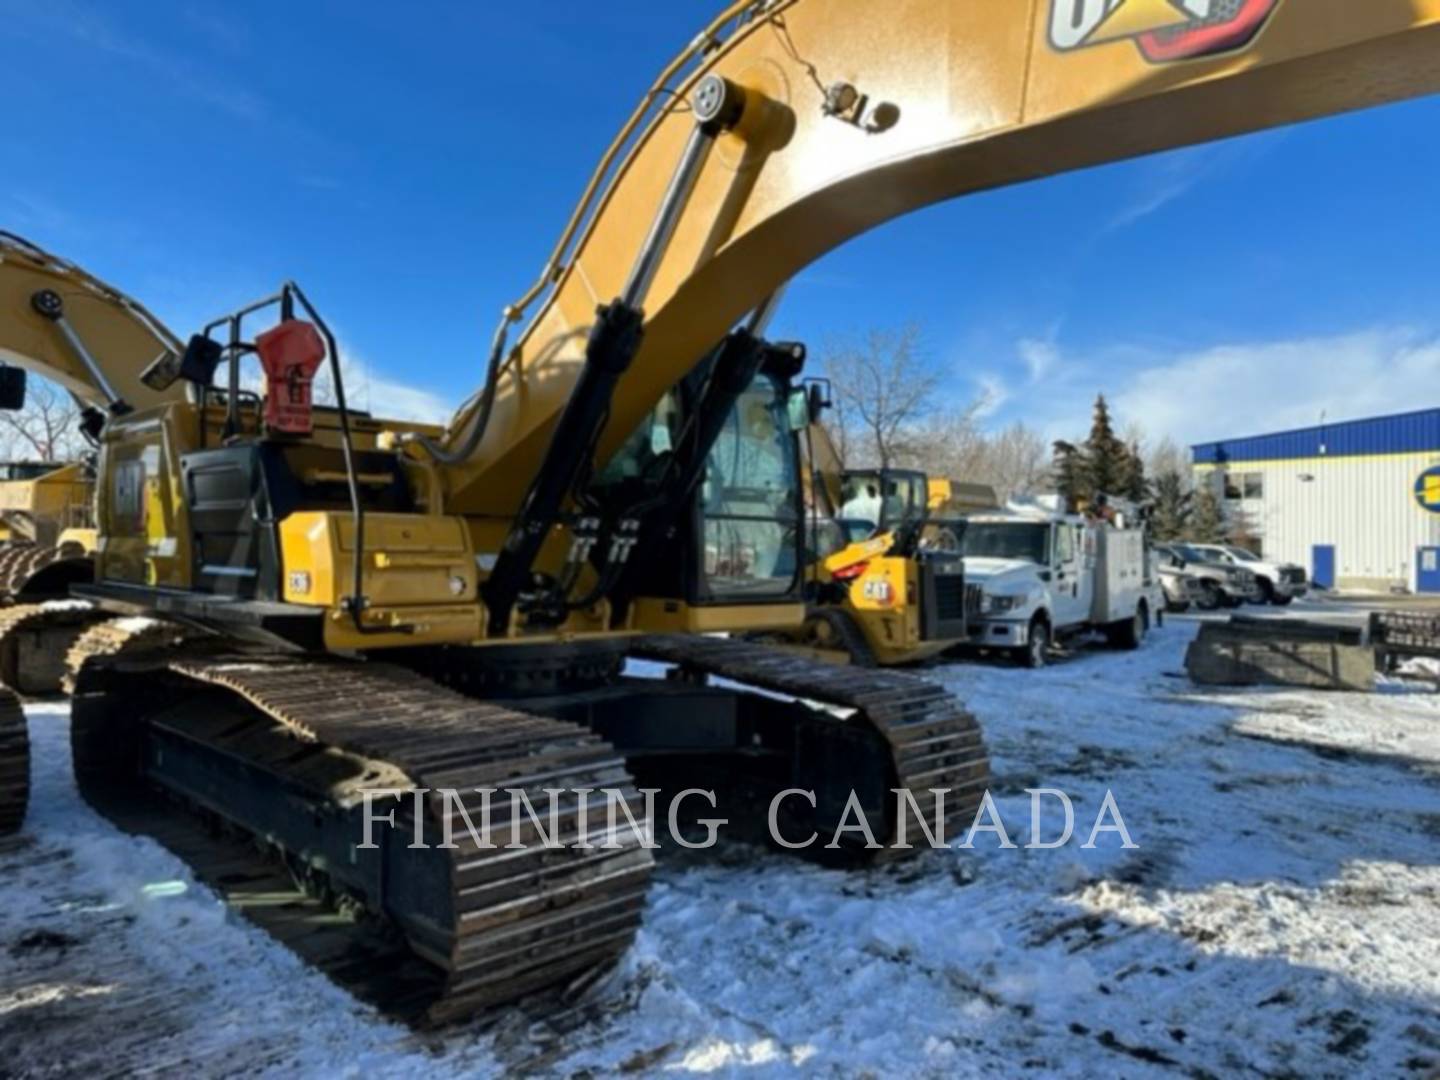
[398,310,510,466]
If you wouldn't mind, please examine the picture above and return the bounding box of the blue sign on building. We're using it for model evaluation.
[1416,466,1440,514]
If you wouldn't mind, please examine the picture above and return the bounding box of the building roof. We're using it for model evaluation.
[1192,407,1440,465]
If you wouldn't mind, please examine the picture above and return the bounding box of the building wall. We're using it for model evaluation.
[1194,452,1440,591]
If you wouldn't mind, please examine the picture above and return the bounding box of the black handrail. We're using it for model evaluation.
[196,283,409,638]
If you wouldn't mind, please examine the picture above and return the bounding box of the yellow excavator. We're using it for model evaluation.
[0,0,1436,1019]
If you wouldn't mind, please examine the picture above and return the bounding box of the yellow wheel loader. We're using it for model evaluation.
[0,459,96,599]
[768,391,996,667]
[0,0,1437,1010]
[791,440,972,666]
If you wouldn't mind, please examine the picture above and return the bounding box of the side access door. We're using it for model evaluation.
[1049,522,1093,630]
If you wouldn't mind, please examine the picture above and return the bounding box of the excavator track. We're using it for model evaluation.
[61,616,193,694]
[0,542,37,595]
[0,688,27,835]
[68,623,654,1025]
[0,542,87,601]
[629,634,989,859]
[0,603,107,695]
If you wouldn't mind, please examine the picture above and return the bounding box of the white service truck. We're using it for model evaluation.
[960,498,1159,667]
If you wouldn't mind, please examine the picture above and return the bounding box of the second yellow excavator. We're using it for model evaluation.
[1,0,1438,1019]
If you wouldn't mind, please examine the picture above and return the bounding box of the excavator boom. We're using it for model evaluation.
[434,0,1440,526]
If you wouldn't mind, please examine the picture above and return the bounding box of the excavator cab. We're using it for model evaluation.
[596,335,809,616]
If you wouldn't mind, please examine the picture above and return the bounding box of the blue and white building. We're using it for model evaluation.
[1192,408,1440,594]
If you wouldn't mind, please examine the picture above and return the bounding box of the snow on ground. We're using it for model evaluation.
[4,619,1440,1077]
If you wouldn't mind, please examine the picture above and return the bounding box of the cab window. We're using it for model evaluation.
[1055,524,1075,565]
[699,374,800,600]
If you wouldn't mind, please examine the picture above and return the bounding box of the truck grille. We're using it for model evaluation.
[930,573,965,622]
[1283,567,1307,585]
[964,583,984,617]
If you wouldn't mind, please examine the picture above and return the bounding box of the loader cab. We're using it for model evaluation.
[835,468,929,544]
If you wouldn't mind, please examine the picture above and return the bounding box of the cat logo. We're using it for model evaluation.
[1050,0,1281,63]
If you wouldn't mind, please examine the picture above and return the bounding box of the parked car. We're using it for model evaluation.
[1155,556,1206,613]
[1153,543,1260,610]
[1185,544,1309,606]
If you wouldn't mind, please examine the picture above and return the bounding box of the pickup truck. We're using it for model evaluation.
[1156,557,1207,613]
[959,499,1157,667]
[1185,543,1308,606]
[1153,543,1260,609]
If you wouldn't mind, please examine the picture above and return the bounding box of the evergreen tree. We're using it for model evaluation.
[1083,395,1130,497]
[1150,469,1191,541]
[1117,439,1149,504]
[1188,485,1227,544]
[1051,439,1088,510]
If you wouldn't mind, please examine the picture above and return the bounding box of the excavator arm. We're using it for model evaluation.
[0,232,186,415]
[432,0,1440,536]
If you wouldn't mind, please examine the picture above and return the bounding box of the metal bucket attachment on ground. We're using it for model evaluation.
[1185,617,1375,692]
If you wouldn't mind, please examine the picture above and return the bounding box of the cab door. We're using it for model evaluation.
[1050,522,1093,629]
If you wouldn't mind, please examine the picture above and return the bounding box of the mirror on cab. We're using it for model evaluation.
[0,366,27,411]
[788,388,811,432]
[806,384,826,424]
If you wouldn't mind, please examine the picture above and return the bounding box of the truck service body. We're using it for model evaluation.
[959,498,1160,666]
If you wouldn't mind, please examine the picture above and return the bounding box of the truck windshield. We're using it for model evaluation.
[962,522,1050,564]
[1223,546,1258,562]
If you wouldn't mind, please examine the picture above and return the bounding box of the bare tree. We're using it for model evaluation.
[0,376,85,461]
[1146,435,1191,486]
[976,422,1049,501]
[900,398,989,476]
[823,325,940,469]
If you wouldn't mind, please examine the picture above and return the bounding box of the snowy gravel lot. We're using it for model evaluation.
[3,615,1440,1077]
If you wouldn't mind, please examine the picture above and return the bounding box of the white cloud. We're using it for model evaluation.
[1017,338,1059,384]
[1111,328,1440,448]
[347,368,452,426]
[1099,138,1282,236]
[17,2,266,121]
[1106,175,1197,233]
[987,327,1440,450]
[973,374,1010,418]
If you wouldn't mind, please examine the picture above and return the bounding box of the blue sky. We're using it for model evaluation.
[5,1,1440,448]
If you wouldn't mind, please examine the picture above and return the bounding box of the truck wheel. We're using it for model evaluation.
[1019,617,1050,669]
[1257,578,1277,605]
[1108,604,1147,650]
[1271,594,1294,607]
[1198,582,1223,611]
